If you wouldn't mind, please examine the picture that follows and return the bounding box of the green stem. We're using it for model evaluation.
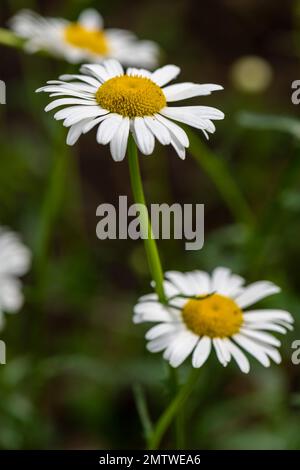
[186,128,255,227]
[169,367,185,449]
[0,28,23,48]
[133,384,153,445]
[148,369,200,450]
[127,135,166,303]
[35,133,69,280]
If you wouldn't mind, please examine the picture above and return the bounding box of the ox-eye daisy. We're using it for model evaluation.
[9,9,158,67]
[36,59,224,161]
[0,227,31,329]
[134,267,294,372]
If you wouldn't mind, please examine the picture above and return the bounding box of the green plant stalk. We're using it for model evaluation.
[0,28,23,48]
[169,366,185,449]
[128,137,200,450]
[127,135,166,303]
[133,384,154,444]
[35,134,69,280]
[148,368,200,450]
[186,128,255,227]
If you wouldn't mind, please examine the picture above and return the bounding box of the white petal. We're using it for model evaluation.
[222,338,250,373]
[165,330,199,367]
[133,118,155,155]
[192,337,211,368]
[103,59,124,78]
[169,134,186,160]
[126,68,152,78]
[54,105,104,122]
[239,328,281,347]
[37,85,93,97]
[154,113,189,147]
[78,8,103,30]
[143,116,171,145]
[233,334,270,367]
[165,271,197,296]
[178,105,224,119]
[211,266,245,297]
[163,280,181,298]
[80,64,111,83]
[259,344,281,364]
[82,115,109,133]
[151,65,180,87]
[0,278,23,313]
[134,301,179,323]
[243,309,293,324]
[45,80,96,93]
[63,107,109,127]
[244,322,286,334]
[45,98,97,112]
[211,267,231,293]
[66,119,91,145]
[213,338,230,365]
[163,82,223,101]
[109,117,130,161]
[0,231,31,277]
[138,293,158,302]
[49,90,94,99]
[160,107,223,133]
[235,282,281,309]
[59,74,101,88]
[147,331,178,353]
[96,114,123,144]
[145,322,178,340]
[190,270,211,294]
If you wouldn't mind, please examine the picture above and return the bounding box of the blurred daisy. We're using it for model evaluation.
[134,267,293,372]
[230,56,273,93]
[0,228,31,329]
[9,8,159,68]
[36,59,224,161]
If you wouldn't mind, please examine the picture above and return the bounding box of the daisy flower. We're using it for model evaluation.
[36,59,224,161]
[0,227,31,330]
[9,9,159,68]
[134,267,294,372]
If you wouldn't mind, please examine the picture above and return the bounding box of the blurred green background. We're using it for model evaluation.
[0,0,300,450]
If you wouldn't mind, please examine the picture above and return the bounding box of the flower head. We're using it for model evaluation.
[36,59,224,161]
[10,9,159,67]
[0,228,31,329]
[134,267,294,372]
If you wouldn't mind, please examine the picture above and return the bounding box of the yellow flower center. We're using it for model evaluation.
[95,75,167,118]
[64,23,109,55]
[182,293,243,338]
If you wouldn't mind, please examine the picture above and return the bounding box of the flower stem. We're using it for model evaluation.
[169,367,185,449]
[148,368,200,450]
[0,28,23,48]
[127,135,166,303]
[35,132,69,281]
[133,383,153,445]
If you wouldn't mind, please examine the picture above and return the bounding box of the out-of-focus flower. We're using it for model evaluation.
[36,59,224,161]
[134,267,293,371]
[0,228,31,329]
[230,55,273,93]
[9,9,159,68]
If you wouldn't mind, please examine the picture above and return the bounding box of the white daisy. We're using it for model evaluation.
[134,267,294,372]
[36,59,224,161]
[9,9,159,68]
[0,227,31,329]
